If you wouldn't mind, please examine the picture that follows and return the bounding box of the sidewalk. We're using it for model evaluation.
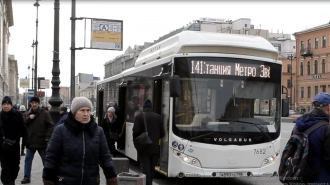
[15,151,107,185]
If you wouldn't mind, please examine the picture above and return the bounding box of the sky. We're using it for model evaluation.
[9,0,330,95]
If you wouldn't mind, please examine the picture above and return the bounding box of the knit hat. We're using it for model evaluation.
[71,97,93,115]
[2,96,12,105]
[107,107,115,113]
[19,105,27,112]
[143,99,152,109]
[30,96,40,104]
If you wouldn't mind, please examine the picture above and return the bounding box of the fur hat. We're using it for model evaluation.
[2,96,12,105]
[143,99,152,109]
[107,107,115,113]
[30,96,40,104]
[71,97,93,115]
[19,105,27,112]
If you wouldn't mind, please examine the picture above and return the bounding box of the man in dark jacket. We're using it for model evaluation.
[133,99,165,185]
[295,92,330,183]
[0,96,29,185]
[21,96,54,184]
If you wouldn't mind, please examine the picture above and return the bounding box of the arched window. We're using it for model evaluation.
[300,62,304,76]
[307,61,310,75]
[314,60,318,74]
[322,59,326,73]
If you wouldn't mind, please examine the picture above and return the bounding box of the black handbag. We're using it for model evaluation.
[133,112,152,152]
[109,131,118,141]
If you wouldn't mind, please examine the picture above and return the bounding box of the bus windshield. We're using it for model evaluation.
[173,57,282,145]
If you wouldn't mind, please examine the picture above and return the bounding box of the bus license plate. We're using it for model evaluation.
[219,172,243,177]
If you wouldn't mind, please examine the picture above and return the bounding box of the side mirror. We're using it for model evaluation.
[169,75,181,97]
[282,99,289,117]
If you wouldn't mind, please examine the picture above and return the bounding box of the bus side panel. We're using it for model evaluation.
[125,121,138,161]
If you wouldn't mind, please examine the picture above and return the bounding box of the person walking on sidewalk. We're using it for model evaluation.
[21,97,54,184]
[0,96,29,185]
[19,105,28,156]
[133,99,165,185]
[42,97,118,185]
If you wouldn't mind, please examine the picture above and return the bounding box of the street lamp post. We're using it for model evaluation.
[31,41,35,91]
[288,53,294,109]
[48,0,62,123]
[33,1,40,97]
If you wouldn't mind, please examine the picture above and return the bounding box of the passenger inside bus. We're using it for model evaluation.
[221,98,252,120]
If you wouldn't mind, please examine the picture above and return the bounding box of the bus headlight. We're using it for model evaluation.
[174,150,201,167]
[262,151,280,167]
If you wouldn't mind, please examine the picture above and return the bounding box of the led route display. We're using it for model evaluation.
[190,60,271,78]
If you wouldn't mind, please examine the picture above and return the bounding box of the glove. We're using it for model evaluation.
[43,179,55,185]
[106,178,118,185]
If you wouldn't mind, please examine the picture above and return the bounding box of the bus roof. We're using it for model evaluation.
[135,31,279,67]
[98,31,279,86]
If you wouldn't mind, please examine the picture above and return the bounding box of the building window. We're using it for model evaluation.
[287,79,292,88]
[293,46,296,49]
[307,86,311,98]
[321,85,326,92]
[314,60,318,74]
[315,38,318,49]
[272,43,281,51]
[245,24,247,27]
[300,87,304,98]
[300,62,304,76]
[307,61,310,75]
[322,36,326,48]
[245,30,248,35]
[322,59,326,73]
[308,39,311,48]
[287,64,292,73]
[300,41,304,50]
[315,86,318,96]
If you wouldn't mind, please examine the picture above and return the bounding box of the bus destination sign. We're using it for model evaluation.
[190,60,270,78]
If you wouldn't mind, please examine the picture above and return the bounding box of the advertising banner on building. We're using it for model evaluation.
[40,79,50,89]
[37,91,45,97]
[20,78,29,88]
[90,19,123,51]
[28,89,34,100]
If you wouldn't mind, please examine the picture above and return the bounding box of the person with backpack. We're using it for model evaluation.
[279,92,330,183]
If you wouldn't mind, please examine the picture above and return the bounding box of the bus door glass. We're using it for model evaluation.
[153,79,170,173]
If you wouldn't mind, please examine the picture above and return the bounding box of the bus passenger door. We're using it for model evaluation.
[153,79,170,174]
[118,86,127,152]
[97,90,104,125]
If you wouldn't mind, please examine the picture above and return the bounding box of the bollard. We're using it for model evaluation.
[117,172,146,185]
[112,158,129,174]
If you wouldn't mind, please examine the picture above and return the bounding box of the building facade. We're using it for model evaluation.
[80,77,100,108]
[293,23,330,112]
[8,54,18,103]
[60,86,70,106]
[0,0,13,100]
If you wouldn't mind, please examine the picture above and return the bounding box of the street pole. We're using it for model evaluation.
[49,0,62,123]
[290,53,293,109]
[31,41,35,91]
[33,1,39,97]
[70,0,76,102]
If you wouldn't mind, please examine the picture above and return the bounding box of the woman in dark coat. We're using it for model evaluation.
[42,97,118,185]
[101,107,120,157]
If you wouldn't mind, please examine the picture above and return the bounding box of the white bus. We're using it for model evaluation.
[96,31,287,178]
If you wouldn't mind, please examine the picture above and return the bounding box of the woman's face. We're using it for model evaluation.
[75,107,91,124]
[108,111,114,117]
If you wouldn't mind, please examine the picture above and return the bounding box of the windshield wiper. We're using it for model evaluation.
[230,120,273,142]
[189,131,218,142]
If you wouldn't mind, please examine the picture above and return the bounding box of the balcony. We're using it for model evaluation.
[300,47,313,58]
